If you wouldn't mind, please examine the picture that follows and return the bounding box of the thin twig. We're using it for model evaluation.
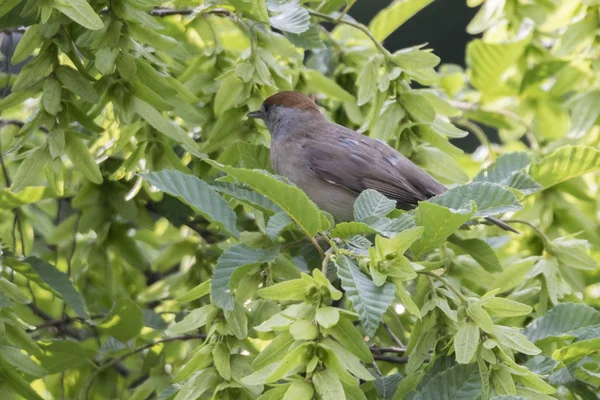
[382,322,405,350]
[420,271,468,303]
[308,10,391,57]
[505,219,549,247]
[453,118,496,161]
[370,346,406,354]
[373,355,409,364]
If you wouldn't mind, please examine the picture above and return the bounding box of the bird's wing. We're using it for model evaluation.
[302,126,446,208]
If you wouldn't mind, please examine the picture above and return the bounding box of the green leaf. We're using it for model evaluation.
[413,146,469,184]
[316,306,340,329]
[0,0,22,18]
[493,326,541,355]
[65,135,103,184]
[95,47,118,75]
[206,161,325,237]
[283,26,325,50]
[0,345,48,378]
[290,319,318,340]
[132,98,204,158]
[0,186,61,210]
[567,91,600,139]
[143,170,239,238]
[10,145,51,193]
[336,255,396,336]
[53,0,103,30]
[212,244,279,310]
[266,212,294,238]
[0,367,45,400]
[354,189,397,222]
[257,275,314,301]
[303,69,355,102]
[212,181,281,215]
[252,331,295,370]
[468,304,495,334]
[357,54,383,105]
[11,24,42,64]
[467,38,528,95]
[18,256,89,319]
[548,237,597,270]
[214,74,244,116]
[177,280,211,303]
[523,303,600,343]
[313,369,345,400]
[473,152,541,195]
[552,337,600,364]
[449,237,502,272]
[429,182,522,218]
[171,305,220,334]
[172,343,215,383]
[42,78,62,116]
[413,363,481,400]
[455,322,480,364]
[327,317,373,363]
[174,368,219,400]
[411,202,475,259]
[482,298,533,317]
[224,301,248,339]
[330,222,378,239]
[98,298,143,342]
[212,342,231,380]
[268,0,310,34]
[401,92,436,123]
[369,0,434,41]
[530,146,600,189]
[373,373,402,399]
[55,65,100,103]
[283,380,314,400]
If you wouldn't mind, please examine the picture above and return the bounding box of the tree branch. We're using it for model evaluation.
[373,354,409,364]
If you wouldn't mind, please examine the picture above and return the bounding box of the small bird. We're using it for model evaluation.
[247,91,517,233]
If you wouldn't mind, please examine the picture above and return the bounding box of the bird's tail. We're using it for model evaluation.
[485,217,520,234]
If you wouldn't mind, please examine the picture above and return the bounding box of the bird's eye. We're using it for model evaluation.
[263,104,271,114]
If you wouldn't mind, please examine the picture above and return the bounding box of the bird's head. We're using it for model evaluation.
[247,91,325,138]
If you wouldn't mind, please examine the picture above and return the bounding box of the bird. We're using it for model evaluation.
[247,91,518,233]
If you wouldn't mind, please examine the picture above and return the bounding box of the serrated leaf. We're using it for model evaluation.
[336,255,395,336]
[53,0,103,30]
[473,152,532,184]
[212,181,281,215]
[143,170,239,238]
[523,303,600,343]
[369,0,434,41]
[211,244,279,310]
[268,0,310,34]
[429,182,522,218]
[411,202,475,259]
[529,146,600,189]
[206,161,325,237]
[413,363,481,400]
[374,373,403,399]
[266,212,293,238]
[65,135,103,184]
[284,26,325,49]
[354,189,397,222]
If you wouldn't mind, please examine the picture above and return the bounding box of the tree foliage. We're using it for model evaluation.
[0,0,599,399]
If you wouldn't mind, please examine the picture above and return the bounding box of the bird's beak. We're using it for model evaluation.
[247,110,263,119]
